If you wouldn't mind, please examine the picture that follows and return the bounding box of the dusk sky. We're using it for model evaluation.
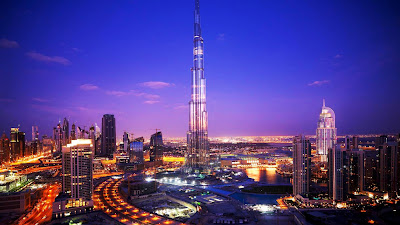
[1,0,400,139]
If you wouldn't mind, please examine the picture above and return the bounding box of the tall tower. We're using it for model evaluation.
[293,135,311,196]
[101,114,116,157]
[316,100,337,162]
[186,0,209,172]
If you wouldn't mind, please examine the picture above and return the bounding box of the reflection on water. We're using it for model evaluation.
[244,168,290,184]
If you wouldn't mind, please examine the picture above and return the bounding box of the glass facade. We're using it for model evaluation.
[186,0,210,171]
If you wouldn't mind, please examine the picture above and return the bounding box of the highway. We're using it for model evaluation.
[94,177,185,225]
[15,183,61,225]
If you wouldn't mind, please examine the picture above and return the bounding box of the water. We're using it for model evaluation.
[231,168,290,205]
[244,168,290,184]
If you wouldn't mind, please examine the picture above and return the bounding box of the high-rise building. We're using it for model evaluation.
[347,149,364,193]
[71,123,76,141]
[129,137,144,165]
[0,133,10,164]
[53,123,62,153]
[32,126,39,142]
[10,128,25,160]
[123,132,129,151]
[316,100,337,162]
[375,135,388,147]
[62,139,94,199]
[101,114,116,157]
[293,135,311,196]
[150,131,163,165]
[62,118,69,145]
[186,0,209,172]
[378,142,399,197]
[328,145,345,201]
[364,150,379,191]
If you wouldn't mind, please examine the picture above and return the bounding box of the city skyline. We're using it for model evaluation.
[1,0,400,138]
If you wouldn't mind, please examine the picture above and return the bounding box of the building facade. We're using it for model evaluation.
[293,135,311,196]
[186,0,210,172]
[101,114,116,157]
[316,100,337,162]
[62,139,94,199]
[150,131,163,165]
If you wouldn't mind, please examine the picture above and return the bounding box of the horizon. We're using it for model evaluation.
[1,0,400,139]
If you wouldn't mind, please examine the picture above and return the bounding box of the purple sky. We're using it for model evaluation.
[1,0,400,140]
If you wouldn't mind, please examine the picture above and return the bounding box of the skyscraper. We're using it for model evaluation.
[101,114,116,157]
[378,142,399,197]
[129,137,144,165]
[293,135,311,196]
[316,100,337,162]
[32,126,39,142]
[150,131,163,165]
[10,128,25,160]
[328,145,345,201]
[0,133,10,164]
[62,139,94,199]
[62,118,69,145]
[186,0,209,172]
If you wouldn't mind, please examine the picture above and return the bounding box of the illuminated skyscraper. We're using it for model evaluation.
[316,100,337,162]
[186,0,209,172]
[62,139,94,199]
[293,135,311,196]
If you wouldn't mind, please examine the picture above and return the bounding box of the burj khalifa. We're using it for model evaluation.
[186,0,209,172]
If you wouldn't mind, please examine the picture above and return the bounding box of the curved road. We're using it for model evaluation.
[94,177,185,225]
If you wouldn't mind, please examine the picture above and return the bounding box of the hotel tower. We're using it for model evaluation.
[186,0,210,172]
[316,100,337,162]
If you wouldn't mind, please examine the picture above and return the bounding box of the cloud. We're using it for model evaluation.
[0,38,19,48]
[143,100,160,104]
[334,54,343,59]
[0,98,14,102]
[106,90,160,99]
[140,81,174,89]
[72,47,82,53]
[174,105,189,110]
[217,33,225,41]
[32,97,49,102]
[80,84,99,91]
[308,80,330,86]
[26,51,71,65]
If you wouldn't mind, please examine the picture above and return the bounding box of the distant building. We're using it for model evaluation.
[328,145,345,201]
[62,118,69,145]
[0,133,10,164]
[364,150,379,191]
[70,123,76,141]
[10,128,25,160]
[150,131,163,165]
[129,137,144,165]
[316,100,337,162]
[123,132,129,151]
[53,123,62,153]
[31,126,39,142]
[378,142,399,197]
[101,114,116,157]
[293,135,311,196]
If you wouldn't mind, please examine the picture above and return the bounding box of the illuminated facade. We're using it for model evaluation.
[316,100,337,162]
[293,135,311,196]
[62,139,94,199]
[186,0,209,171]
